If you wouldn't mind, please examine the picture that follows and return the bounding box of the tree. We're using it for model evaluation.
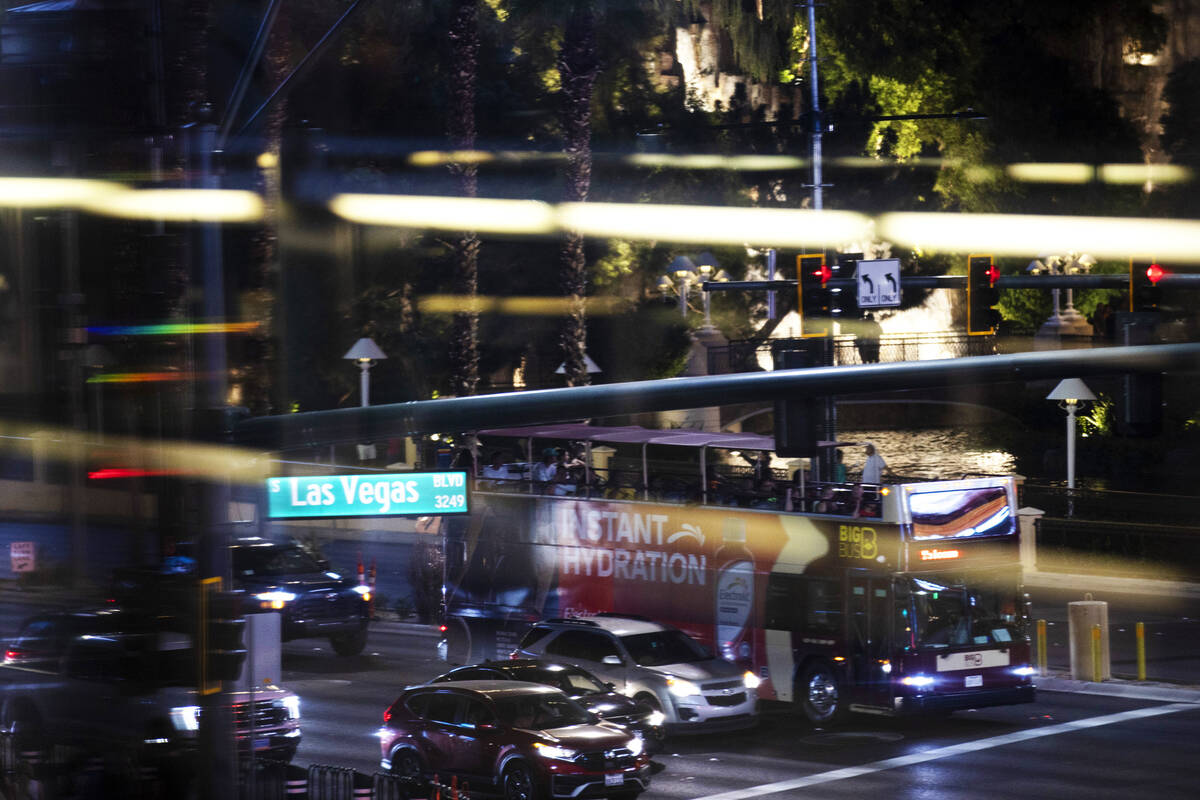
[447,0,482,398]
[506,0,673,386]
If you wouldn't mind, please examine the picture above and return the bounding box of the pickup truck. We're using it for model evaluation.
[0,608,301,767]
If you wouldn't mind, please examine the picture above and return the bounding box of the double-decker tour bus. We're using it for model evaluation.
[435,423,1035,723]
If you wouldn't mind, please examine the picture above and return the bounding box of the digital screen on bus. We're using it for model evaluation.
[906,485,1013,540]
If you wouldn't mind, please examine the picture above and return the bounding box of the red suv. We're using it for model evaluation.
[379,681,652,800]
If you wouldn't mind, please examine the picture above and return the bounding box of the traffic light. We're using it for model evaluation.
[798,253,831,337]
[1130,258,1166,311]
[833,252,862,319]
[200,583,247,692]
[967,254,1001,335]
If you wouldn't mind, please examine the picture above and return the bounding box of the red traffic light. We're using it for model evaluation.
[1146,263,1166,284]
[986,264,1000,286]
[812,263,832,286]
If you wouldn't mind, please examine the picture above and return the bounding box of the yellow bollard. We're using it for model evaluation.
[1091,624,1103,682]
[1036,619,1047,676]
[1136,621,1146,681]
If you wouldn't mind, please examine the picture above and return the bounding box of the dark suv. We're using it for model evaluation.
[432,659,665,752]
[231,538,371,656]
[379,681,651,800]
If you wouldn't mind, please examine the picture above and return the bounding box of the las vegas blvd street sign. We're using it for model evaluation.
[266,471,469,519]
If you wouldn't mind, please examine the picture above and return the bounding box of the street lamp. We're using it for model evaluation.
[1028,253,1096,337]
[661,255,697,317]
[343,337,387,407]
[693,251,730,330]
[1046,378,1096,489]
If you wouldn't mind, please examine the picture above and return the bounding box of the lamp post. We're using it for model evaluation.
[343,337,387,407]
[693,251,730,330]
[1046,378,1096,490]
[1028,253,1096,338]
[661,255,697,317]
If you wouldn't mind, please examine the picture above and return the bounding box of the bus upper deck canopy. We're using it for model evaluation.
[477,423,847,503]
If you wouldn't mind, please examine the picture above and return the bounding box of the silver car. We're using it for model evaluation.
[511,615,758,733]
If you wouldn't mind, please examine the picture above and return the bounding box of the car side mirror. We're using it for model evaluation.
[602,655,623,666]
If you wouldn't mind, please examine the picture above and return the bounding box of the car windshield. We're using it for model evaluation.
[493,693,592,729]
[233,545,323,578]
[510,665,608,696]
[620,630,709,666]
[909,577,1022,649]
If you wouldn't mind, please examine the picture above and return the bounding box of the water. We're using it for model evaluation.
[835,427,1017,481]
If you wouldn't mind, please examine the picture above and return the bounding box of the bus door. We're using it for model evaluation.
[847,574,893,711]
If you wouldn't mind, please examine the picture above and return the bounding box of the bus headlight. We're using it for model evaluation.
[901,675,935,688]
[1011,666,1036,677]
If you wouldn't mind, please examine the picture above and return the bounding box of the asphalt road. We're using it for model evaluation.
[282,622,1200,800]
[3,586,1199,799]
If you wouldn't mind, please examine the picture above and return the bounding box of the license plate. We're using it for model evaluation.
[964,675,983,688]
[255,738,270,750]
[605,773,623,787]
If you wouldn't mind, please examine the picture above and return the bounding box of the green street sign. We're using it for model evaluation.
[266,472,469,519]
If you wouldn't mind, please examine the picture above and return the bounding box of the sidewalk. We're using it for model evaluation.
[1038,672,1200,703]
[1023,569,1200,600]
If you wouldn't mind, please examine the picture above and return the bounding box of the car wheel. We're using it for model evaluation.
[390,748,423,781]
[329,627,368,657]
[633,693,662,714]
[797,662,843,726]
[501,761,539,800]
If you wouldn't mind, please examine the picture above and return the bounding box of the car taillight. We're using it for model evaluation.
[383,707,391,724]
[439,625,447,633]
[4,649,20,662]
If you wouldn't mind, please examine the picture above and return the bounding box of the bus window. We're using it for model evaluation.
[764,574,842,636]
[909,577,1021,648]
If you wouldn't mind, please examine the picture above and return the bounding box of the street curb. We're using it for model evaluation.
[1038,675,1200,703]
[1023,570,1200,600]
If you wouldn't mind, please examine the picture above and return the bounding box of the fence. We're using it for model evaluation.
[0,738,465,800]
[707,332,995,374]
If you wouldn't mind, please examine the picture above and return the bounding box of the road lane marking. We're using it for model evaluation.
[693,704,1196,800]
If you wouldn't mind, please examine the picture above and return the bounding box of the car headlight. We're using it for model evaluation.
[282,695,301,720]
[646,710,665,727]
[627,736,644,757]
[743,671,761,690]
[170,705,201,731]
[351,585,372,602]
[667,677,700,697]
[256,591,296,610]
[533,742,577,761]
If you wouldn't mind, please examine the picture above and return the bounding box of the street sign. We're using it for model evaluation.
[266,471,469,519]
[10,541,34,573]
[855,259,902,308]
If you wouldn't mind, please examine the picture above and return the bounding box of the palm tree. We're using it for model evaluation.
[448,0,481,398]
[507,0,672,386]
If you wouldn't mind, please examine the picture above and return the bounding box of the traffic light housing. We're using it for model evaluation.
[967,254,1001,335]
[200,583,247,692]
[797,253,831,337]
[1130,258,1165,311]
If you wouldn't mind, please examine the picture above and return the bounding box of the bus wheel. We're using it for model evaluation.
[798,662,842,726]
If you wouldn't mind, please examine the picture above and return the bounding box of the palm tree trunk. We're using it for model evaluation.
[557,5,598,387]
[448,0,481,397]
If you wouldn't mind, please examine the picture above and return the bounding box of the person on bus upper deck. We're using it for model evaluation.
[481,452,515,489]
[551,448,581,496]
[860,443,889,486]
[833,450,848,483]
[531,448,558,491]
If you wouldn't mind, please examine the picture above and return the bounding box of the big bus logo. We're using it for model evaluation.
[838,525,877,560]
